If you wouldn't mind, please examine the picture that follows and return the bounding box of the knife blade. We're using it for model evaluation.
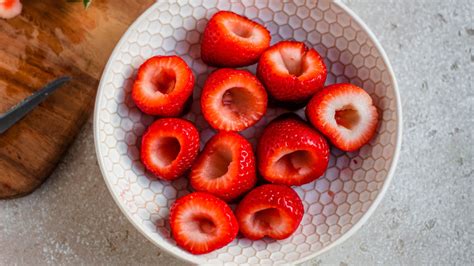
[0,76,71,134]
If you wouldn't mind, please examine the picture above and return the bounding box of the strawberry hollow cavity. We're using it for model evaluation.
[202,145,233,180]
[149,68,177,95]
[152,136,181,167]
[251,208,281,232]
[274,46,310,77]
[193,215,217,235]
[335,104,361,130]
[221,87,256,122]
[224,20,254,39]
[178,211,221,244]
[274,150,314,176]
[275,48,309,77]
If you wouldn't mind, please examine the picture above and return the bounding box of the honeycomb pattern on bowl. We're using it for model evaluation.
[95,0,400,264]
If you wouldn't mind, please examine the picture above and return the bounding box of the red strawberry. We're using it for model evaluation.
[306,83,379,152]
[140,118,199,181]
[132,55,195,117]
[0,0,22,19]
[170,192,239,254]
[190,131,256,202]
[235,184,304,240]
[201,68,268,131]
[201,11,271,67]
[257,115,329,186]
[257,41,327,103]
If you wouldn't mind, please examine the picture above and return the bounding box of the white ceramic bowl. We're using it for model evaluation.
[94,0,402,264]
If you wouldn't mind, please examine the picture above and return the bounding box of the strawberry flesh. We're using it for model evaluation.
[306,83,379,151]
[170,192,239,254]
[190,131,256,202]
[201,11,271,67]
[0,0,22,19]
[201,68,267,131]
[235,184,304,240]
[140,118,200,181]
[257,115,330,186]
[132,56,195,117]
[257,41,327,103]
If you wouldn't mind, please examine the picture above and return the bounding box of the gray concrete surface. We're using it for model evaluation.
[1,0,473,265]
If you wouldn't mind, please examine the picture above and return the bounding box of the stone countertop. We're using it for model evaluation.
[1,0,472,265]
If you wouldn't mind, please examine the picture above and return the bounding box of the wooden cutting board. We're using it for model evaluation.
[0,0,154,199]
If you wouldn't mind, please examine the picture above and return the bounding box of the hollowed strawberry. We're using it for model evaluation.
[132,55,195,117]
[170,192,239,254]
[257,41,327,103]
[235,184,304,240]
[190,131,256,202]
[306,83,379,152]
[0,0,22,19]
[201,68,268,132]
[257,115,330,186]
[201,11,271,67]
[140,118,200,181]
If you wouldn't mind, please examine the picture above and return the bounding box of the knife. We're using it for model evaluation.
[0,76,71,134]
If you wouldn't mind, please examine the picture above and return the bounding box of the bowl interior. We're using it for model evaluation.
[94,0,400,264]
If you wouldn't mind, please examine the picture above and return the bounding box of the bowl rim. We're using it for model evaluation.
[93,1,403,264]
[291,1,403,263]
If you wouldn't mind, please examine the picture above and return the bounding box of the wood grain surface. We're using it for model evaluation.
[0,0,154,199]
